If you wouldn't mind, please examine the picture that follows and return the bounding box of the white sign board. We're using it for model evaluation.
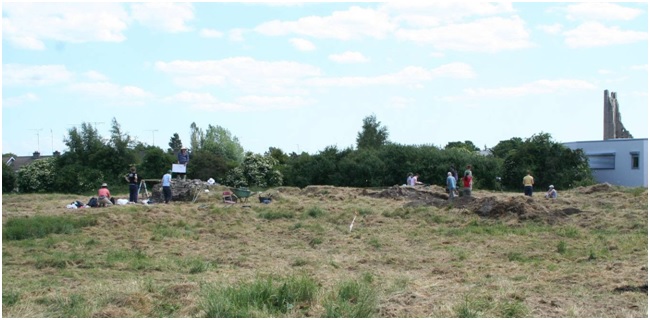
[172,164,186,173]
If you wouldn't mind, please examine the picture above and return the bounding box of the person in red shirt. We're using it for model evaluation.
[462,172,473,197]
[97,183,113,207]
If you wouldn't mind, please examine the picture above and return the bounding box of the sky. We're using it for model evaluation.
[2,1,648,158]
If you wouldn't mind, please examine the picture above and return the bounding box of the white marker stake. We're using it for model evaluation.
[349,214,357,232]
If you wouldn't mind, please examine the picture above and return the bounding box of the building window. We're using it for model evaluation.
[587,153,615,170]
[631,152,640,170]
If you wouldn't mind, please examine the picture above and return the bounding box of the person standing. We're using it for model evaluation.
[177,146,190,180]
[523,171,534,196]
[446,172,456,201]
[462,172,473,197]
[97,183,113,207]
[125,166,139,203]
[450,165,459,191]
[162,170,172,204]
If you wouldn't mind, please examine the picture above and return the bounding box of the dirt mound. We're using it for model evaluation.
[577,183,613,194]
[367,185,449,202]
[151,179,222,202]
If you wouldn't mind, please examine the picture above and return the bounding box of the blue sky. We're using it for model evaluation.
[2,1,648,157]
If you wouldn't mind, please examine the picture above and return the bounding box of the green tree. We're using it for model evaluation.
[490,137,524,159]
[444,140,480,152]
[501,133,593,190]
[187,151,231,181]
[356,114,389,150]
[167,133,183,154]
[3,163,17,193]
[188,123,244,165]
[138,146,176,180]
[107,117,136,180]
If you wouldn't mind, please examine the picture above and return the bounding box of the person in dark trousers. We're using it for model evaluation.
[125,166,139,203]
[162,170,172,204]
[177,146,190,180]
[523,171,534,196]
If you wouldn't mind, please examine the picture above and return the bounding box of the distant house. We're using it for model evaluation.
[563,138,648,187]
[3,151,61,173]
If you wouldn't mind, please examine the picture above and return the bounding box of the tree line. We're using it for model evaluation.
[2,115,594,194]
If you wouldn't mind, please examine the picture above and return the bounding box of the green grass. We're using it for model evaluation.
[557,241,568,254]
[202,275,318,317]
[2,291,20,306]
[257,209,295,220]
[322,278,378,318]
[306,206,325,218]
[3,215,98,240]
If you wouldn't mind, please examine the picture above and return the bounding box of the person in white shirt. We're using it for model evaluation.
[162,170,172,204]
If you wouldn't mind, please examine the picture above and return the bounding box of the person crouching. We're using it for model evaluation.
[98,183,113,207]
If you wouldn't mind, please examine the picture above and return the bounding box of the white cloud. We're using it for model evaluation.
[388,96,414,110]
[395,16,534,52]
[255,6,396,40]
[2,3,129,49]
[2,93,39,107]
[308,63,473,87]
[430,62,476,79]
[380,2,515,28]
[430,52,445,58]
[3,64,74,86]
[228,29,246,41]
[565,3,644,21]
[445,79,597,101]
[328,51,369,63]
[563,22,647,48]
[236,95,314,109]
[155,57,321,94]
[68,82,154,101]
[630,64,648,71]
[598,69,612,75]
[290,38,316,51]
[537,23,563,35]
[130,2,194,33]
[84,70,109,81]
[200,28,224,38]
[163,91,310,111]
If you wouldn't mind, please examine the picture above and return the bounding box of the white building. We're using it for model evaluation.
[563,138,648,187]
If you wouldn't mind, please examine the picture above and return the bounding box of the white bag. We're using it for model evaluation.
[116,199,129,205]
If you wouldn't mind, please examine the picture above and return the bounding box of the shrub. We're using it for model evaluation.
[3,215,98,241]
[16,157,57,193]
[3,162,17,193]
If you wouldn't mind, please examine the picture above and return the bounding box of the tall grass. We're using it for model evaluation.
[3,215,98,240]
[202,275,318,317]
[322,278,378,318]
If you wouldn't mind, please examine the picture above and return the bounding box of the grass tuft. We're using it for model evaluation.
[202,275,318,317]
[322,278,378,318]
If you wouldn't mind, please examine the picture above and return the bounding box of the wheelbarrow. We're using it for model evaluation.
[230,187,254,203]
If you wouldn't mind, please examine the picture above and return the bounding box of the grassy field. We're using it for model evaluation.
[2,184,647,317]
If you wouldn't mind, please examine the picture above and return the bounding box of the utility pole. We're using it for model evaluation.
[146,129,159,146]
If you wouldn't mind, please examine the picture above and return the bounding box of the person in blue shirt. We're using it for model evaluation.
[446,172,456,201]
[162,170,172,204]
